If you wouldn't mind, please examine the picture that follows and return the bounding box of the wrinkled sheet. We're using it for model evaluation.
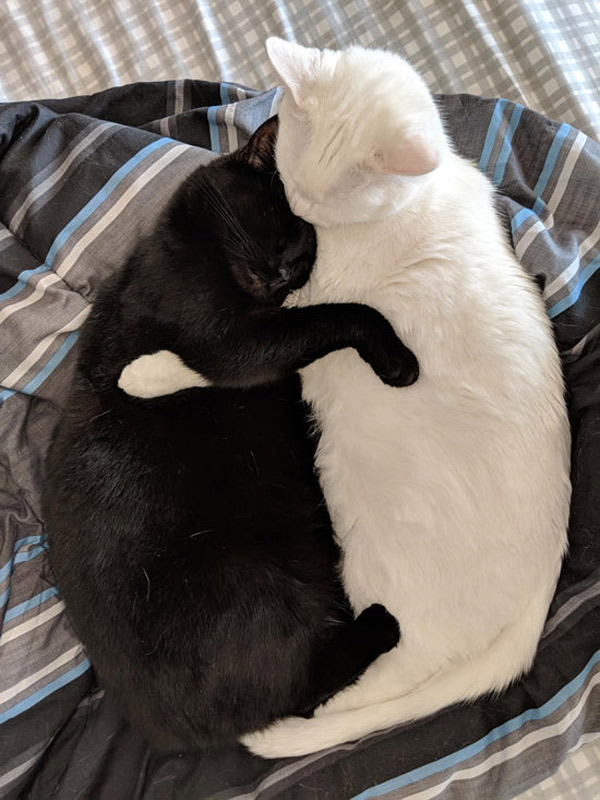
[0,82,599,799]
[0,0,599,140]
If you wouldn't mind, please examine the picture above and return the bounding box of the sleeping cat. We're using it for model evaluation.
[235,40,571,757]
[42,117,419,751]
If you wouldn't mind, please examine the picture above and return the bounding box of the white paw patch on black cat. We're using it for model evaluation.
[118,350,211,398]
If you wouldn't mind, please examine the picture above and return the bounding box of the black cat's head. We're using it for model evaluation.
[198,117,317,305]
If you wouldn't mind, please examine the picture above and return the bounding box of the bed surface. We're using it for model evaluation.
[0,80,599,798]
[0,0,598,140]
[1,1,599,798]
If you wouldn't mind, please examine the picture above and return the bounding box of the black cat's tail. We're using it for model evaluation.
[298,604,400,716]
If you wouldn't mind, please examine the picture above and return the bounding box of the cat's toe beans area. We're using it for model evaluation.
[393,353,419,387]
[405,357,420,385]
[379,352,420,388]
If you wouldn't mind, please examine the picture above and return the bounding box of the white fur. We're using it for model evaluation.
[241,40,571,758]
[118,350,211,398]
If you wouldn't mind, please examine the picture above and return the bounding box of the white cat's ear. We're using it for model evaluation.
[266,38,321,106]
[375,133,440,176]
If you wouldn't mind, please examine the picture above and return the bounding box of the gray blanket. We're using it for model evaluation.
[0,82,599,799]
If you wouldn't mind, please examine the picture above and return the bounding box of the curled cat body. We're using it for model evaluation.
[43,119,420,752]
[241,40,571,757]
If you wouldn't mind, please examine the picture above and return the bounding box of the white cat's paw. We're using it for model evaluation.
[118,350,212,398]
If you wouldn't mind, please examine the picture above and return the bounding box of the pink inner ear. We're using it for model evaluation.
[378,133,441,176]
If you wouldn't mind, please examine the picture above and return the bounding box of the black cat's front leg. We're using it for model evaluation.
[183,304,419,389]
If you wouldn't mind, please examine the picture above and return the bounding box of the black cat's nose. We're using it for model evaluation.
[268,257,291,281]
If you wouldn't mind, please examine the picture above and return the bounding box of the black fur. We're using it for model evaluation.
[43,118,415,751]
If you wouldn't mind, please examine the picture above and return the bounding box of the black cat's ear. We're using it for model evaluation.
[236,116,279,172]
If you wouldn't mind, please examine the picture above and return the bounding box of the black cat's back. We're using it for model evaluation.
[45,371,345,749]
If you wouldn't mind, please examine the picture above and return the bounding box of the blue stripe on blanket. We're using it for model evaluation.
[207,107,221,153]
[492,103,524,186]
[548,254,600,319]
[0,139,172,308]
[353,648,600,799]
[0,265,48,304]
[0,658,91,725]
[4,587,59,623]
[0,331,79,407]
[0,536,47,586]
[532,122,571,215]
[478,98,508,174]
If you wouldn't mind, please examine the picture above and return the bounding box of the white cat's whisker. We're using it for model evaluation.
[318,119,346,168]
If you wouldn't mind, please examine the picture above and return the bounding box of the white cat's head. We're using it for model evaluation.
[266,38,448,226]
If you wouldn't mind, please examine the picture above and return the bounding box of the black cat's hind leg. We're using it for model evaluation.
[297,604,400,716]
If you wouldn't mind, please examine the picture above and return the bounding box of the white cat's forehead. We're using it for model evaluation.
[287,47,411,95]
[280,52,428,133]
[279,97,364,193]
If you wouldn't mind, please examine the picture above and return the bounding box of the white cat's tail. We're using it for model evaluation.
[242,601,549,758]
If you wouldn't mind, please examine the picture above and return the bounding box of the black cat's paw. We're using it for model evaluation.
[378,347,419,388]
[355,603,400,655]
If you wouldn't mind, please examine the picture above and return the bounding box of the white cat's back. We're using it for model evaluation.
[242,40,571,758]
[287,153,569,655]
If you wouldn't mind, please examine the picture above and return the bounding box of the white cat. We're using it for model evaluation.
[120,40,571,759]
[239,39,571,757]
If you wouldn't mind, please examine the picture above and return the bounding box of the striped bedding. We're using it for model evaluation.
[0,82,599,799]
[1,1,599,143]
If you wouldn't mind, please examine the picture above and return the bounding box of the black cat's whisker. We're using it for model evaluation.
[189,529,213,538]
[203,181,245,236]
[89,408,112,423]
[249,449,259,476]
[142,568,151,601]
[207,182,267,261]
[205,195,262,262]
[219,200,270,265]
[218,228,257,256]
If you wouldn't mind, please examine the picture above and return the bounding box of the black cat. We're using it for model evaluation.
[43,118,418,751]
